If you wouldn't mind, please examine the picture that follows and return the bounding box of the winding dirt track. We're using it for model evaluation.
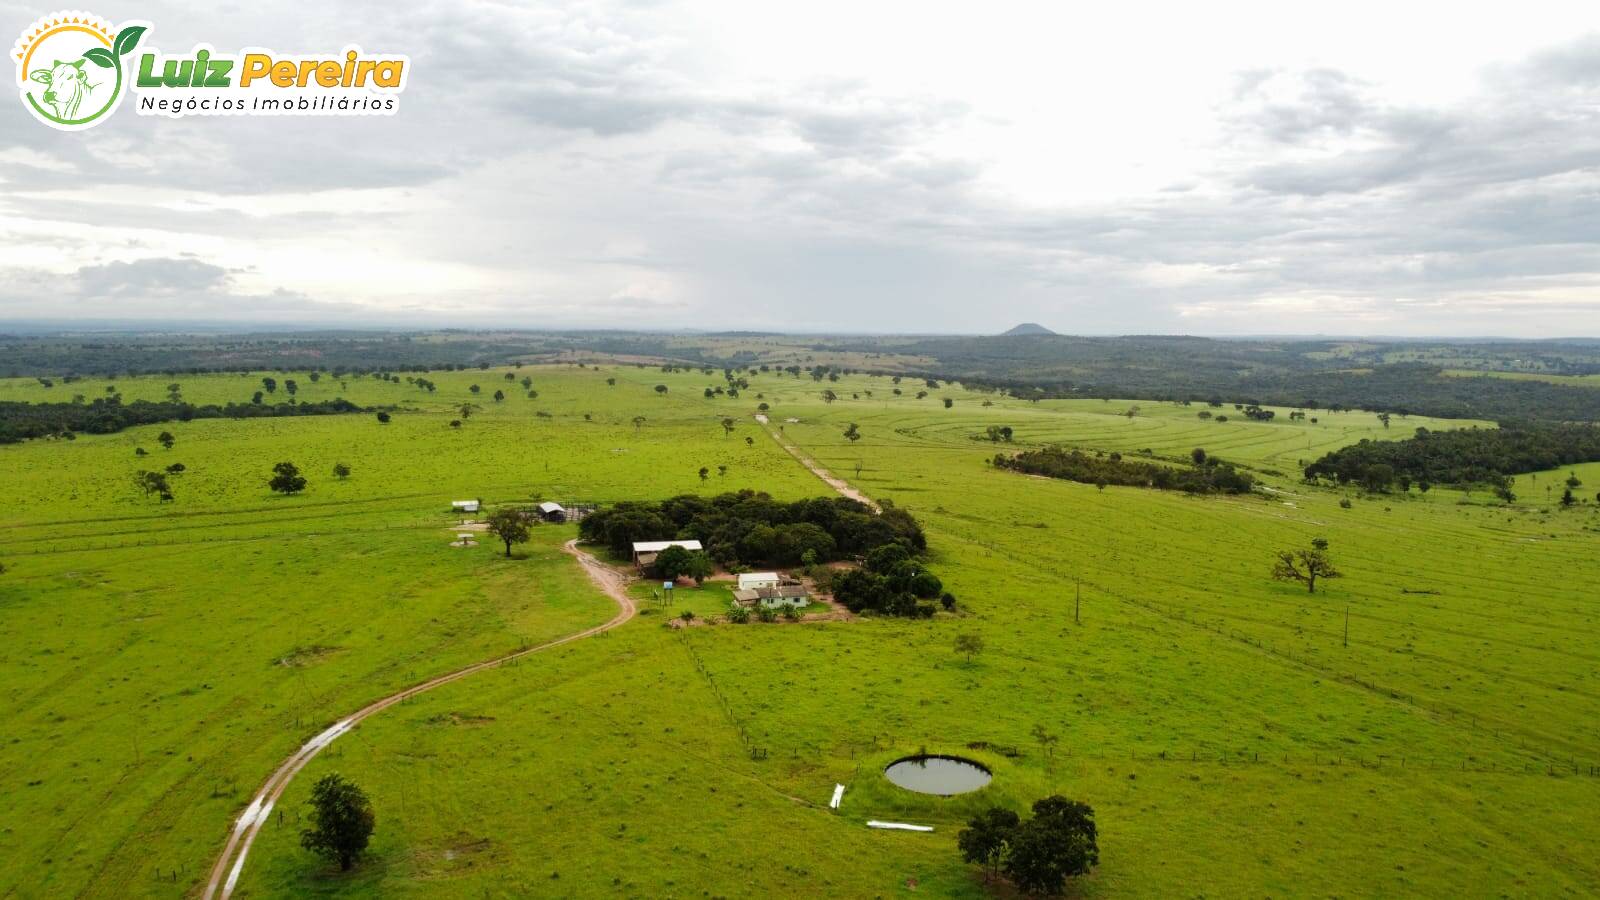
[754,415,879,511]
[201,539,635,900]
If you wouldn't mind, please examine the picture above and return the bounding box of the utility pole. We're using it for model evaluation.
[1075,579,1081,625]
[1343,604,1350,648]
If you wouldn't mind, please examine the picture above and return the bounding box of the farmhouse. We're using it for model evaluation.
[451,499,480,513]
[631,539,703,568]
[537,501,566,522]
[738,572,781,591]
[732,584,811,609]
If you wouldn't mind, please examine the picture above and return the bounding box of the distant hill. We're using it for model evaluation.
[1001,322,1056,336]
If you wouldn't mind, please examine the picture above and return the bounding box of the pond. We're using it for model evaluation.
[884,754,993,795]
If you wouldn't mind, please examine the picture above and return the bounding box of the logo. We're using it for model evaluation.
[14,10,408,131]
[13,11,146,130]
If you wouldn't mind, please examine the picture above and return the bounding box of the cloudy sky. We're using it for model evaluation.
[2,1,1599,335]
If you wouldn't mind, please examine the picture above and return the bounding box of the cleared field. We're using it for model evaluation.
[1442,368,1600,386]
[2,365,1598,897]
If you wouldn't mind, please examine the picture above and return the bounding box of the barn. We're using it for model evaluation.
[631,539,703,569]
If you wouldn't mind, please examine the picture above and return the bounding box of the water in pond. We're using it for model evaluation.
[884,755,992,795]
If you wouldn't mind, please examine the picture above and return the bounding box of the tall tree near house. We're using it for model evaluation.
[1271,541,1341,593]
[300,774,375,872]
[486,508,532,558]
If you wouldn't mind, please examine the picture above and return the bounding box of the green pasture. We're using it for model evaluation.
[1,364,1598,897]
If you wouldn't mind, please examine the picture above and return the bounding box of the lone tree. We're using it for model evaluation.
[133,470,173,503]
[958,807,1020,883]
[632,415,646,430]
[1271,540,1341,593]
[843,422,861,441]
[486,508,533,558]
[698,466,709,480]
[332,462,351,480]
[1005,797,1099,896]
[157,430,175,450]
[300,773,375,872]
[268,461,307,495]
[376,411,391,424]
[655,384,669,395]
[954,632,984,662]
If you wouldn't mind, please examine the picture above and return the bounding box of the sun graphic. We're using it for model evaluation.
[13,10,146,130]
[12,11,115,77]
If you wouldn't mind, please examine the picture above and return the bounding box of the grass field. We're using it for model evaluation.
[2,364,1598,898]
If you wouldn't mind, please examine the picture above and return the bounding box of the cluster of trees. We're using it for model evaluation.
[958,796,1099,895]
[830,542,950,617]
[579,491,926,571]
[995,446,1255,495]
[0,397,370,443]
[821,333,1600,422]
[1303,424,1600,491]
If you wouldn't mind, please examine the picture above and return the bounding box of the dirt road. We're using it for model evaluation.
[201,539,635,900]
[754,415,879,511]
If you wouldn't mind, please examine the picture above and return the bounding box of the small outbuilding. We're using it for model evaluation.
[537,501,567,523]
[631,539,703,569]
[451,499,480,514]
[738,572,781,591]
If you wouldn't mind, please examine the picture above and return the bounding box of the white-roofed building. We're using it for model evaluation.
[738,572,781,591]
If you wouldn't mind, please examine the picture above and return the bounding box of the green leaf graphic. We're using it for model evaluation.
[82,47,115,68]
[114,25,146,56]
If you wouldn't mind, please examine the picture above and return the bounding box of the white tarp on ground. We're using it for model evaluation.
[830,784,845,809]
[867,820,933,832]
